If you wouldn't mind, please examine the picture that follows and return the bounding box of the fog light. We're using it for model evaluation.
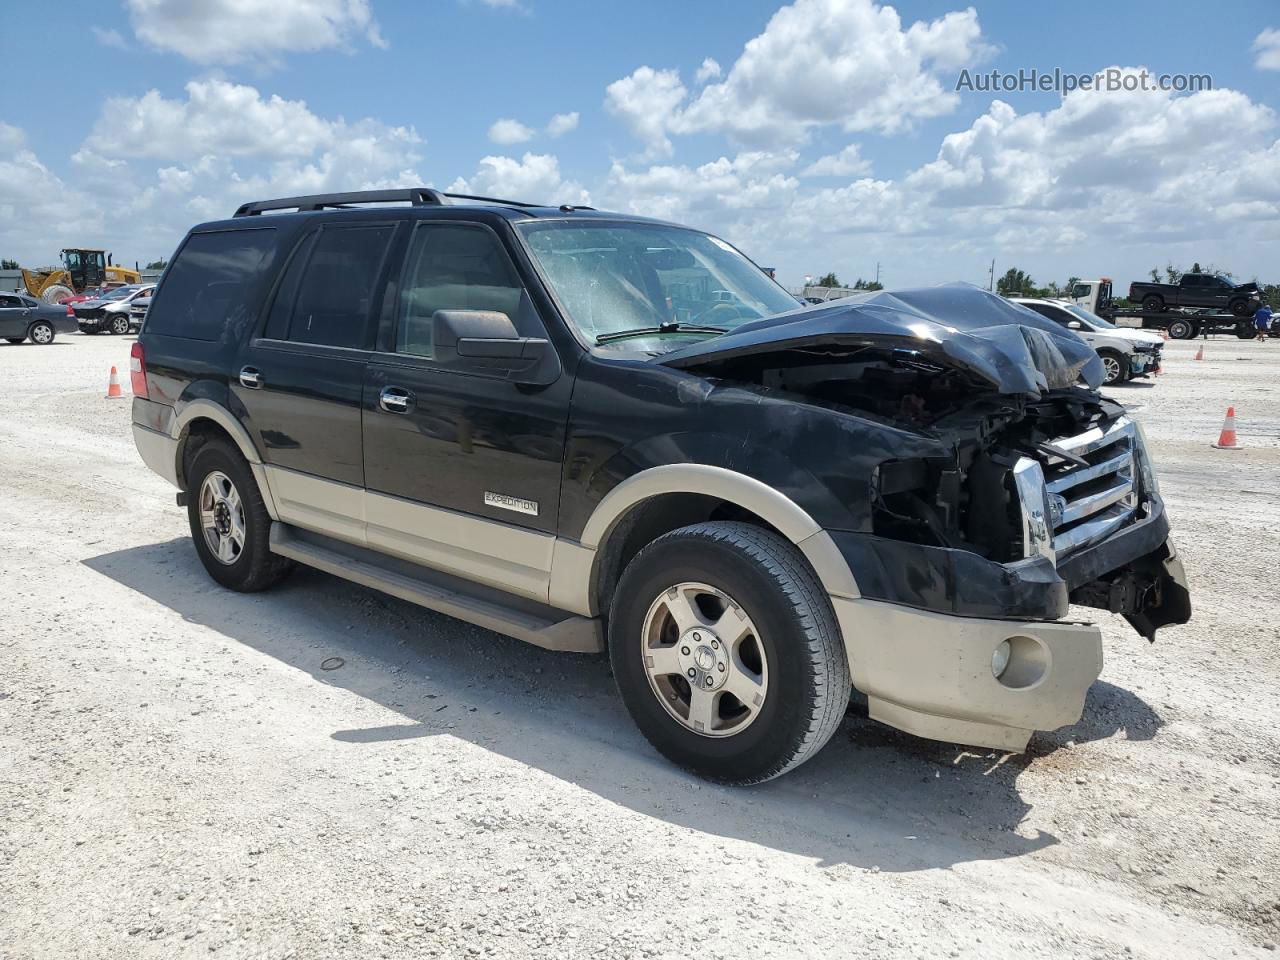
[991,640,1012,679]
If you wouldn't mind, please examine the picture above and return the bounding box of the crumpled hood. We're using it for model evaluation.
[659,283,1104,395]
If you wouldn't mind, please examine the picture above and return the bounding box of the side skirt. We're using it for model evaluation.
[268,523,603,654]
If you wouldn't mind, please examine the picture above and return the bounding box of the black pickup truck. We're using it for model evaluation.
[1128,274,1261,317]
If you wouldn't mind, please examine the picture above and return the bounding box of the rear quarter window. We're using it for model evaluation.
[144,228,277,341]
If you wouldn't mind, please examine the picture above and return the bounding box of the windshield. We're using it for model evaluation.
[1064,303,1117,329]
[517,221,797,348]
[102,287,135,301]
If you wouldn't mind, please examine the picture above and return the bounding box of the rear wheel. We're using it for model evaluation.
[609,521,850,784]
[40,284,73,305]
[1167,318,1195,340]
[1237,321,1257,339]
[1098,349,1127,385]
[109,314,130,335]
[28,321,54,345]
[1142,294,1165,313]
[185,438,293,592]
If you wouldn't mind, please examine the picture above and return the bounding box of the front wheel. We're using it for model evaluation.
[185,438,293,592]
[1098,349,1127,386]
[1167,318,1196,340]
[28,321,54,345]
[1229,299,1251,318]
[609,521,850,784]
[109,314,130,335]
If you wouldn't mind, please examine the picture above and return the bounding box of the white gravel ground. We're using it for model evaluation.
[1,331,1278,960]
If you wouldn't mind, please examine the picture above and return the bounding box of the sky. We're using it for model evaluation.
[2,0,1278,292]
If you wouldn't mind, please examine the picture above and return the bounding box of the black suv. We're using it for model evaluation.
[132,188,1191,783]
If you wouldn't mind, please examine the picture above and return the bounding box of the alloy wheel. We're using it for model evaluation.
[640,582,769,737]
[199,470,246,565]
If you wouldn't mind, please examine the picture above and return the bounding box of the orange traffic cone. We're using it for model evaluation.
[1160,330,1170,341]
[1212,406,1240,449]
[1194,345,1204,361]
[106,365,125,399]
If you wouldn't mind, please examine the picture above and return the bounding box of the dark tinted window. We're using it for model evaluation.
[395,224,524,358]
[285,224,394,349]
[1181,275,1203,287]
[264,232,317,341]
[145,229,277,341]
[0,295,21,308]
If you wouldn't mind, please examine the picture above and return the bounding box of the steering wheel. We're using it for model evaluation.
[692,302,747,326]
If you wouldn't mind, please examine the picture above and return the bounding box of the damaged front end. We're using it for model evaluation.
[660,285,1191,640]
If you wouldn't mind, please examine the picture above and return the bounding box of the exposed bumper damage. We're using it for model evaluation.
[661,284,1191,750]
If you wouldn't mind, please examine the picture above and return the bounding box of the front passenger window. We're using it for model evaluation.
[395,224,525,358]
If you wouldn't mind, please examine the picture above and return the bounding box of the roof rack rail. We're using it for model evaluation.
[441,192,542,209]
[232,188,586,218]
[233,188,446,217]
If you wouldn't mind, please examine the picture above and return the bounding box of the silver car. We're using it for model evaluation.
[0,292,76,344]
[74,284,155,335]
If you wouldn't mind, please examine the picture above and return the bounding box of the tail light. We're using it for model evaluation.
[129,341,149,398]
[66,305,73,316]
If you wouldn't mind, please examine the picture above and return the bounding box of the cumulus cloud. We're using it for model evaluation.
[606,0,993,152]
[546,112,580,137]
[802,144,871,177]
[488,118,535,145]
[449,153,589,205]
[605,67,1280,285]
[124,0,386,65]
[694,58,721,83]
[1254,28,1280,71]
[13,81,427,264]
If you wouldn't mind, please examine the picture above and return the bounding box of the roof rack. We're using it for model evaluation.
[231,188,575,218]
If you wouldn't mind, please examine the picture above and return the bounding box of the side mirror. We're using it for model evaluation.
[1067,320,1082,330]
[431,309,557,384]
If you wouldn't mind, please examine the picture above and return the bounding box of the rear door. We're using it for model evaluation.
[234,220,397,540]
[359,220,572,599]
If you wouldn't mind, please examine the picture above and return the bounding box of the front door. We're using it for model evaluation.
[234,220,397,541]
[0,294,31,338]
[360,220,573,599]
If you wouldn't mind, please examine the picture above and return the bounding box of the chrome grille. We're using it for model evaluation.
[1015,417,1141,564]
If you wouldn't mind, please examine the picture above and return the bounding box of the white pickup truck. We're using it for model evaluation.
[1013,298,1164,386]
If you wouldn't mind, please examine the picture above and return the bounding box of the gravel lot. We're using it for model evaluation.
[2,331,1278,960]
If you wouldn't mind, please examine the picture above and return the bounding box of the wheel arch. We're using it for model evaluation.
[549,465,860,618]
[170,399,280,520]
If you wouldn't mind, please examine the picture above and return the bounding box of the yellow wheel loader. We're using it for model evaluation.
[21,249,140,303]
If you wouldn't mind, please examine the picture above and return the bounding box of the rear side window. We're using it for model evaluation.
[395,223,524,358]
[283,224,394,349]
[144,229,276,341]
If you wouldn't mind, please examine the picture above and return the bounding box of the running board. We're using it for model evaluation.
[269,523,603,654]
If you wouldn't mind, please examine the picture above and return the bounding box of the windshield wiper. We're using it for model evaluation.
[595,321,727,345]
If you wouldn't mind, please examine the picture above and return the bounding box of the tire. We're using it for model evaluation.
[1167,318,1195,340]
[40,284,73,305]
[108,314,130,335]
[28,321,55,345]
[185,438,293,592]
[5,337,24,344]
[1142,294,1165,313]
[1229,299,1250,318]
[1098,349,1127,386]
[1237,321,1257,340]
[609,521,850,784]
